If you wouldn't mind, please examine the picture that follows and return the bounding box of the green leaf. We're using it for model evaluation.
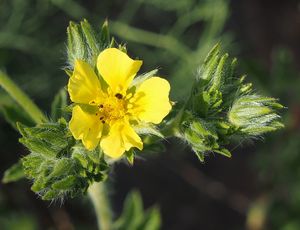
[138,207,161,230]
[214,148,232,158]
[100,19,111,48]
[51,88,68,121]
[114,190,161,230]
[0,71,47,124]
[195,151,205,162]
[0,103,35,128]
[125,150,135,165]
[2,161,25,183]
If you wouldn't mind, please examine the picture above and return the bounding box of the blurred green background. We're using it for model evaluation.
[1,0,300,229]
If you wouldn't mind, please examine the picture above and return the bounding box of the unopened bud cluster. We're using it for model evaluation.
[179,44,283,162]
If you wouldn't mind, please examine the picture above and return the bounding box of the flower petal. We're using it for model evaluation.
[132,77,172,124]
[100,120,143,158]
[68,60,102,104]
[97,48,142,93]
[69,105,103,150]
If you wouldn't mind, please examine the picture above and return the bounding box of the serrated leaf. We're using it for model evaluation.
[51,175,77,190]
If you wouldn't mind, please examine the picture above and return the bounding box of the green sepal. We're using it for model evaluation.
[100,19,111,48]
[66,19,113,69]
[67,21,87,67]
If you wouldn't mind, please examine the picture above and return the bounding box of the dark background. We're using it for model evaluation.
[1,0,300,229]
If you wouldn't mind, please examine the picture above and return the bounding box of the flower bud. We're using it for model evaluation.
[228,95,284,135]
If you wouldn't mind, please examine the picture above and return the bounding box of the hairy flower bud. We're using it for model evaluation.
[180,44,284,162]
[229,95,284,135]
[19,119,108,200]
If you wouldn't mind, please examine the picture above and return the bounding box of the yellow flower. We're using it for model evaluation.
[68,48,172,158]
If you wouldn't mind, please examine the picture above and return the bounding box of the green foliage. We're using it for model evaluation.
[0,71,48,124]
[0,212,37,230]
[19,119,108,200]
[2,161,25,183]
[113,190,161,230]
[67,19,111,68]
[51,88,68,121]
[0,94,35,128]
[180,44,284,162]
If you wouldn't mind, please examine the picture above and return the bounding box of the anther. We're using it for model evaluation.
[115,93,123,99]
[99,104,104,108]
[102,120,105,124]
[100,117,104,120]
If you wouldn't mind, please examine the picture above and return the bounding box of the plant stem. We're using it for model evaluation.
[161,108,184,138]
[0,71,47,124]
[88,182,113,230]
[110,21,190,60]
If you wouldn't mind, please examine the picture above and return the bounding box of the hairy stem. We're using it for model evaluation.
[161,108,184,138]
[0,71,47,124]
[88,182,113,230]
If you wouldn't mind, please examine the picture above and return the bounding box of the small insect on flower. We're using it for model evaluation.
[68,48,172,158]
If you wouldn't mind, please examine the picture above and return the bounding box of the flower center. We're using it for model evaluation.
[97,93,128,125]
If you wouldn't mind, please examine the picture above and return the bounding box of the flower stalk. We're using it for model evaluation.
[88,182,113,230]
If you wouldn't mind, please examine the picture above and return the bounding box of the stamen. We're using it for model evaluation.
[102,120,105,124]
[100,117,104,120]
[115,93,123,99]
[125,93,133,99]
[99,104,104,108]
